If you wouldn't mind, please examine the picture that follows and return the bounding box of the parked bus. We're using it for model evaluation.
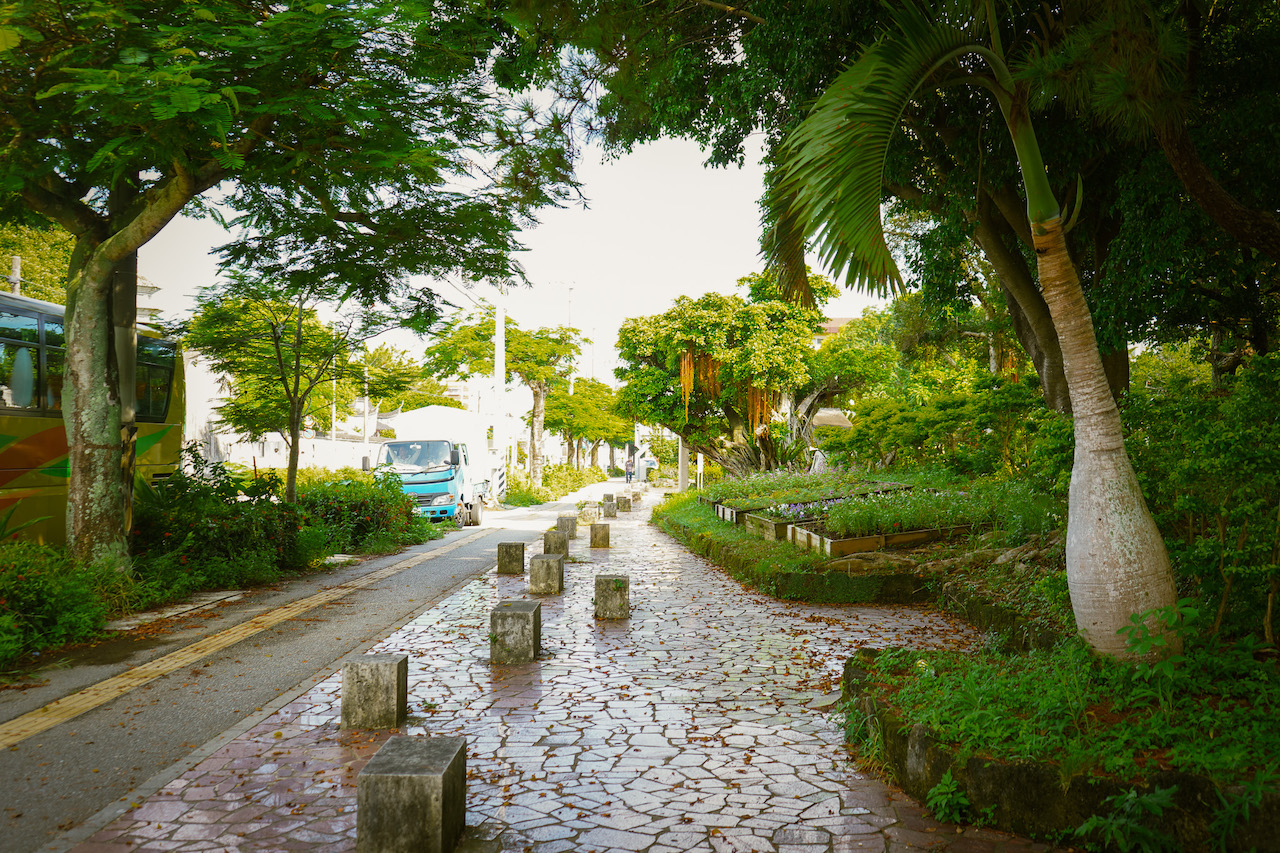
[0,291,185,545]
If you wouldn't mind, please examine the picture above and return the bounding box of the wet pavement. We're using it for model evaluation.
[66,482,1059,852]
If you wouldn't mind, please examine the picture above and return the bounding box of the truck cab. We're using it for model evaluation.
[377,439,487,525]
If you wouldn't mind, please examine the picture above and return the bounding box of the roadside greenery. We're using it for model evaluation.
[0,454,446,671]
[824,481,1060,540]
[503,463,606,507]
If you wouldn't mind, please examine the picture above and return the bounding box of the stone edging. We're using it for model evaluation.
[841,652,1280,851]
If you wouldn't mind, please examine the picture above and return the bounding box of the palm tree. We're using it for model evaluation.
[773,0,1178,658]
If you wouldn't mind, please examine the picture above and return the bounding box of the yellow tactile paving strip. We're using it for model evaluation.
[0,528,492,750]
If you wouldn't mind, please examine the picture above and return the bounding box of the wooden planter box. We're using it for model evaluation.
[717,503,766,525]
[744,513,802,541]
[789,522,975,557]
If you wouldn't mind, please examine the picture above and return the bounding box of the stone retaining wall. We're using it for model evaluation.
[842,653,1280,851]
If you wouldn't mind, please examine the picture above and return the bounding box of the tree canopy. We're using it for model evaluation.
[615,271,889,474]
[185,273,412,502]
[423,311,581,487]
[0,0,574,560]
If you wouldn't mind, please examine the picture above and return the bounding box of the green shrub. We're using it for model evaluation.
[296,470,416,553]
[0,542,109,667]
[505,464,605,506]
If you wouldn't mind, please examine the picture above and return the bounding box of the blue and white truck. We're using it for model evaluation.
[374,406,493,526]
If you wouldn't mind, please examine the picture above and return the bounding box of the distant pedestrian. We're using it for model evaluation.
[625,457,634,483]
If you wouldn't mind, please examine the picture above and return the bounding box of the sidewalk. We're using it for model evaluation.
[66,480,1059,852]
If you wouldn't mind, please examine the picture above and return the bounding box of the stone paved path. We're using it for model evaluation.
[73,485,1061,852]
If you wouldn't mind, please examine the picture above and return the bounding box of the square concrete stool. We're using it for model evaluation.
[528,553,565,595]
[590,523,610,548]
[602,501,617,518]
[341,654,407,730]
[543,529,569,557]
[357,735,466,853]
[595,574,630,619]
[556,514,578,539]
[602,492,615,503]
[497,542,525,575]
[490,599,541,664]
[617,495,633,512]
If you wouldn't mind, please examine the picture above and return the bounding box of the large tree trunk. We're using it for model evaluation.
[65,249,129,566]
[1156,121,1280,264]
[1034,218,1180,658]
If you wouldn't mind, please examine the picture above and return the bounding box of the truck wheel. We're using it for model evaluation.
[467,500,482,526]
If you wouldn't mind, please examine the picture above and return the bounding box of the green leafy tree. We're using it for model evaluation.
[772,0,1178,659]
[423,311,580,487]
[0,223,72,304]
[363,345,462,416]
[0,0,571,562]
[544,377,630,469]
[185,274,411,503]
[615,277,890,475]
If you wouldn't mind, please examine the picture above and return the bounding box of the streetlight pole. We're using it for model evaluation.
[493,284,507,498]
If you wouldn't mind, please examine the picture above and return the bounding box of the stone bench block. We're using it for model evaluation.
[543,529,569,557]
[602,492,615,503]
[528,553,565,595]
[496,542,525,575]
[590,523,610,548]
[595,574,631,619]
[490,599,541,664]
[341,654,407,730]
[357,735,466,853]
[556,514,578,540]
[602,501,617,518]
[617,495,633,512]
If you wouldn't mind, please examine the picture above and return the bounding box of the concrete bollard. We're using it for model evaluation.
[341,654,408,730]
[602,501,617,518]
[490,599,541,664]
[496,542,525,575]
[528,553,565,595]
[617,495,632,512]
[602,493,615,503]
[556,514,578,540]
[543,529,569,557]
[357,735,466,853]
[590,523,610,548]
[594,574,630,619]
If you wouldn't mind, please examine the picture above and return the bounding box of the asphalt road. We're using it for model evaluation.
[0,503,565,853]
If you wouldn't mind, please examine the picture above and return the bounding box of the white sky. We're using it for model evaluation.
[138,137,883,387]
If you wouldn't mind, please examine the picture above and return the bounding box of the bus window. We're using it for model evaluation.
[45,347,64,410]
[1,343,38,409]
[137,363,172,420]
[43,316,65,348]
[0,309,39,344]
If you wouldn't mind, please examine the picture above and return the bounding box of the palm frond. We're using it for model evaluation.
[760,183,814,308]
[774,1,983,294]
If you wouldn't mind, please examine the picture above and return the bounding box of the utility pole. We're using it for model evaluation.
[8,256,19,294]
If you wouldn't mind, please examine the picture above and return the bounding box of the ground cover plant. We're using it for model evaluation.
[846,607,1280,849]
[823,479,1060,540]
[0,542,113,670]
[650,491,830,593]
[701,469,891,510]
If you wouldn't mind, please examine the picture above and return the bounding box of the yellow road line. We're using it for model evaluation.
[0,529,493,749]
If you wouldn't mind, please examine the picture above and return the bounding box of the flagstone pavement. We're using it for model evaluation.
[70,483,1063,852]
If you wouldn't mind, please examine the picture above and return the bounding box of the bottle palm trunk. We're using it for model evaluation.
[1034,218,1180,657]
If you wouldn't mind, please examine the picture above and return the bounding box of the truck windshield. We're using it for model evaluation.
[382,440,452,471]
